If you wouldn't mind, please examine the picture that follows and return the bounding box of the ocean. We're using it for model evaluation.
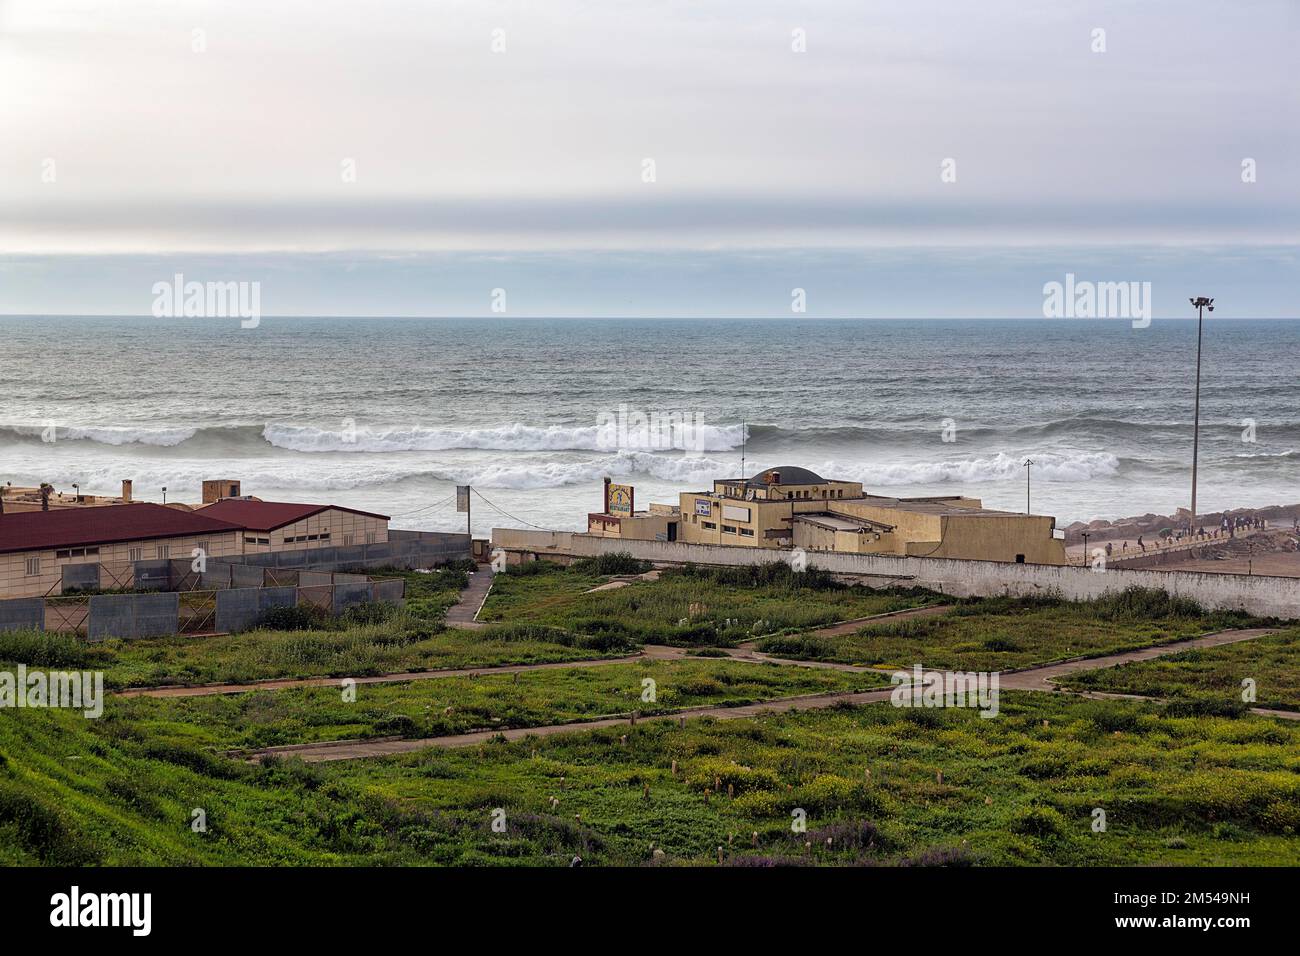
[1,317,1296,534]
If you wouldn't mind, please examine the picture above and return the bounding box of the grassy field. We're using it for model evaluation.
[105,659,888,750]
[756,589,1260,671]
[0,620,619,690]
[3,693,1297,866]
[1058,628,1300,713]
[480,561,940,645]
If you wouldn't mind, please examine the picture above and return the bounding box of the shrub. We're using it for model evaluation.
[571,553,653,576]
[0,781,101,865]
[339,601,399,627]
[0,629,93,669]
[1010,805,1068,840]
[256,603,335,632]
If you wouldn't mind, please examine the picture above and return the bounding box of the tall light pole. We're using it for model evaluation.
[1189,296,1214,533]
[1023,458,1033,514]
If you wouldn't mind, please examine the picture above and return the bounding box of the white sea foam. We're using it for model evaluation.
[810,451,1121,486]
[0,424,198,446]
[262,422,745,453]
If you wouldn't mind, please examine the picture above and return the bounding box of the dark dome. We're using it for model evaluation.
[746,466,825,488]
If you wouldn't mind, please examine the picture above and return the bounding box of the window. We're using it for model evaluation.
[1015,554,1026,564]
[86,547,98,556]
[365,533,376,544]
[343,534,355,546]
[702,521,716,530]
[129,547,143,561]
[722,525,736,535]
[307,534,319,541]
[320,531,330,541]
[56,549,70,559]
[739,528,754,537]
[258,537,269,546]
[156,544,170,559]
[25,556,40,576]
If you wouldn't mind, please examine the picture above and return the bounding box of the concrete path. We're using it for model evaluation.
[443,567,495,630]
[584,569,662,593]
[238,625,1287,763]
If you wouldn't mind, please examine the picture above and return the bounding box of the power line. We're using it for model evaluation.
[470,487,556,531]
[390,492,456,519]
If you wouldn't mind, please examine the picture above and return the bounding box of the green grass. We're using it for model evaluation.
[105,659,888,751]
[757,589,1260,671]
[1058,628,1300,713]
[480,562,940,646]
[3,693,1297,865]
[0,621,613,690]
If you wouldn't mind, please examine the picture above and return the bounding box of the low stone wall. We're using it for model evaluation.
[492,528,1300,620]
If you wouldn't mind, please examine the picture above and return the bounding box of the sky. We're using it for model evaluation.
[1,0,1297,316]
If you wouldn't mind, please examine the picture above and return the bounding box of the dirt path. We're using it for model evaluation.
[443,567,495,630]
[238,625,1286,763]
[117,604,951,699]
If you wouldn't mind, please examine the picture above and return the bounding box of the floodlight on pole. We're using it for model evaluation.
[1188,296,1214,533]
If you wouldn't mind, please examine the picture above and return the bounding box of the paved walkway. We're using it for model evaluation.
[238,625,1287,763]
[442,566,495,630]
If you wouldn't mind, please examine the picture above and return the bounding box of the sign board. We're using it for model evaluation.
[722,505,751,523]
[607,483,634,516]
[694,499,713,516]
[456,486,470,513]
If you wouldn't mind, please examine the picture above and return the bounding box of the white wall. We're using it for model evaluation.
[492,528,1300,620]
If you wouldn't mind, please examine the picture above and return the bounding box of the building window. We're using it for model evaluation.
[56,549,70,559]
[25,557,40,576]
[320,531,330,541]
[739,528,754,537]
[343,534,355,546]
[156,544,170,559]
[702,521,716,530]
[722,525,736,535]
[129,547,143,562]
[258,537,269,546]
[366,533,376,544]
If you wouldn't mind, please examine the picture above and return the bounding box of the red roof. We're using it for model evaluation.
[0,503,242,555]
[196,499,389,532]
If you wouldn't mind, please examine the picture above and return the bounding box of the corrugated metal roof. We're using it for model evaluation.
[0,503,241,555]
[197,499,389,532]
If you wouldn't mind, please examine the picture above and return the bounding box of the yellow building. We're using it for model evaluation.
[672,465,1066,565]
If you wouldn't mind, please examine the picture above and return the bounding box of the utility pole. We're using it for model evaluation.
[740,419,745,482]
[1080,531,1090,566]
[1189,296,1214,533]
[1023,458,1033,515]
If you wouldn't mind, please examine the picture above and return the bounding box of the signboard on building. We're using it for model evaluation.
[722,505,751,523]
[694,499,713,516]
[456,486,470,513]
[607,483,634,516]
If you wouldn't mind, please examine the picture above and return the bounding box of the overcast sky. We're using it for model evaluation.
[1,0,1296,315]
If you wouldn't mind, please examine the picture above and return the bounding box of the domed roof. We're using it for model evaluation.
[745,466,826,488]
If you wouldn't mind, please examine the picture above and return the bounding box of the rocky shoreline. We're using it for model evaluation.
[1062,503,1300,545]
